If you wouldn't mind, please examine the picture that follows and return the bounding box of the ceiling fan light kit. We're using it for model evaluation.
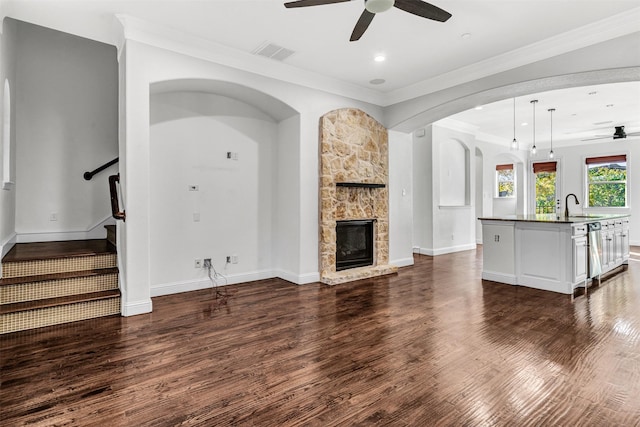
[365,0,395,13]
[284,0,452,41]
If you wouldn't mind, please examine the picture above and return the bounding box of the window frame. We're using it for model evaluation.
[529,159,561,215]
[495,163,515,198]
[584,154,628,210]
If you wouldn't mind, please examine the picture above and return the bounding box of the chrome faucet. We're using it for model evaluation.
[565,193,579,217]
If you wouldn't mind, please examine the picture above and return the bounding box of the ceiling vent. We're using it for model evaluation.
[252,42,295,62]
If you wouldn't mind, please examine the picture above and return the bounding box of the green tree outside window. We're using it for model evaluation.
[587,162,626,207]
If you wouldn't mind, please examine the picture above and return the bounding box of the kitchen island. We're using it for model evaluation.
[479,214,630,295]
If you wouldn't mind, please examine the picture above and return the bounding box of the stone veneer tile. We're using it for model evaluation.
[319,108,395,285]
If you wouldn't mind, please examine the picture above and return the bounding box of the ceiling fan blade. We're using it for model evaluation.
[284,0,351,8]
[581,136,613,141]
[393,0,452,22]
[350,9,375,41]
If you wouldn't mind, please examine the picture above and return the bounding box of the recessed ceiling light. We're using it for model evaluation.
[374,54,386,62]
[606,104,614,107]
[588,91,597,95]
[474,106,483,110]
[461,33,472,39]
[369,78,385,85]
[521,122,528,126]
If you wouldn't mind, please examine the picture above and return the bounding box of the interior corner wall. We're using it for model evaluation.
[388,130,414,267]
[14,21,118,240]
[412,125,433,253]
[0,17,17,259]
[149,91,277,294]
[273,114,301,281]
[431,124,476,254]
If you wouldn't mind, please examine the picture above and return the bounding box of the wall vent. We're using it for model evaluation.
[252,42,295,62]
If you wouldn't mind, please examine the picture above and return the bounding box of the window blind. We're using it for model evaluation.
[585,154,626,164]
[532,161,556,173]
[496,164,513,171]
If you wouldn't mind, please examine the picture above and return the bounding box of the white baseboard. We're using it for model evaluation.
[416,243,477,256]
[482,271,517,285]
[151,269,275,297]
[121,298,153,316]
[1,232,16,258]
[390,257,414,267]
[274,269,320,285]
[16,216,115,243]
[630,240,640,247]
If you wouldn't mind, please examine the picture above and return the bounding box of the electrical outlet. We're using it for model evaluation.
[226,256,231,263]
[194,259,202,269]
[204,258,212,268]
[231,254,238,264]
[49,212,58,221]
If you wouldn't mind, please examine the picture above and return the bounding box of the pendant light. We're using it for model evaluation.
[548,108,555,159]
[510,98,518,150]
[530,100,538,154]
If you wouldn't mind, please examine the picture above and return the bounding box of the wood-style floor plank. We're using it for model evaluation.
[2,247,640,426]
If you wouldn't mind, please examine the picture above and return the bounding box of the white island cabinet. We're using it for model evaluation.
[479,214,630,295]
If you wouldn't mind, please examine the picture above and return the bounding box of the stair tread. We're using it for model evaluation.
[2,239,116,263]
[0,267,119,287]
[1,290,120,314]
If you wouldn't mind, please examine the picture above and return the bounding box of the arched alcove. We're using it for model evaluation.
[439,138,470,206]
[147,78,301,295]
[2,79,12,189]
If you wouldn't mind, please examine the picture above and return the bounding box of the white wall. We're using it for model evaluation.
[0,17,17,260]
[388,130,414,267]
[117,39,388,314]
[14,21,118,241]
[149,91,277,295]
[412,126,433,252]
[413,124,477,255]
[548,139,639,245]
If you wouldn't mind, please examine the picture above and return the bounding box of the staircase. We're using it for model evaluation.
[0,230,120,334]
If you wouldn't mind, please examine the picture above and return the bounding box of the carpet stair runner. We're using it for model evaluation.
[0,233,120,334]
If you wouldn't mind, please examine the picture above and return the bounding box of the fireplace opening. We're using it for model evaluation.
[336,220,374,271]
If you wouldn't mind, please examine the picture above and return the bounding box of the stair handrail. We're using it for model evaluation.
[84,157,119,181]
[109,174,126,221]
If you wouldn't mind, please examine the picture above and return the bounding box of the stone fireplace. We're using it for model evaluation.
[319,108,398,285]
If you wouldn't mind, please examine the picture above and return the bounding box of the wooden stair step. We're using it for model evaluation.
[0,267,119,287]
[0,290,120,334]
[1,289,120,315]
[2,239,115,262]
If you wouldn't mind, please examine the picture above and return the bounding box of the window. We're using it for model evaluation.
[585,155,627,208]
[496,163,514,198]
[533,161,557,213]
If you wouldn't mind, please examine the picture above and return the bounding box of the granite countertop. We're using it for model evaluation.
[478,213,630,224]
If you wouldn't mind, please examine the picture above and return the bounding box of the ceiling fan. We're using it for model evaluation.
[284,0,452,41]
[581,126,640,141]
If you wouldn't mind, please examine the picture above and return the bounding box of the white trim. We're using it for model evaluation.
[121,298,152,316]
[274,269,320,285]
[16,216,115,243]
[482,271,517,285]
[114,14,384,106]
[384,7,640,105]
[631,240,640,247]
[150,269,275,297]
[1,232,16,258]
[390,257,414,268]
[416,243,477,256]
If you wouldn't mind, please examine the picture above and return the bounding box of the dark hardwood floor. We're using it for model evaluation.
[2,247,640,426]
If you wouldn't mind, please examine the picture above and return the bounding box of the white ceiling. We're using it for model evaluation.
[2,0,640,141]
[445,81,640,148]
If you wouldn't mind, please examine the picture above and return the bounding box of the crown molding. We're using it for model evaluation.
[114,14,385,106]
[435,117,479,136]
[382,7,640,106]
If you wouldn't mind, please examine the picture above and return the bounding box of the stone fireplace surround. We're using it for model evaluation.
[319,108,398,285]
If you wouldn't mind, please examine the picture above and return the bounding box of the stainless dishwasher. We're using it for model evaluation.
[587,222,602,283]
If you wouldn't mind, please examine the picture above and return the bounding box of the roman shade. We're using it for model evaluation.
[496,164,513,171]
[533,161,557,173]
[585,155,626,164]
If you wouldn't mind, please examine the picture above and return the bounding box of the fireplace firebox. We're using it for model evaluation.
[336,220,374,271]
